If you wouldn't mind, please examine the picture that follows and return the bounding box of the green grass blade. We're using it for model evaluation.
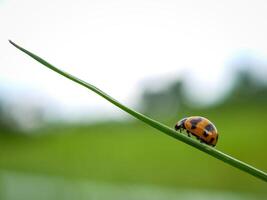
[9,40,267,182]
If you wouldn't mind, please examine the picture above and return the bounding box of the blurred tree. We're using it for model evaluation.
[140,80,188,120]
[140,64,267,120]
[0,94,44,134]
[0,98,14,133]
[227,69,267,105]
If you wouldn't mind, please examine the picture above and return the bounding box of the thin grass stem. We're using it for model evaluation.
[9,40,267,182]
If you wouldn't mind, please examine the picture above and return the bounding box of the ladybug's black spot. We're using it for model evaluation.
[203,131,209,137]
[210,138,215,144]
[190,118,202,129]
[205,123,215,132]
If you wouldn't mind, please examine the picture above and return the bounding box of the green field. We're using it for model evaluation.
[0,103,266,198]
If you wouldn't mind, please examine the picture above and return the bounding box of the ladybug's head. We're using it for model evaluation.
[175,117,187,130]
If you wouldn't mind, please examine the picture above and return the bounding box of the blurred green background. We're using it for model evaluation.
[2,1,267,199]
[0,66,266,200]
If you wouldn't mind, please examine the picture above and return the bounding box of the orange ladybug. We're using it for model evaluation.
[175,116,219,147]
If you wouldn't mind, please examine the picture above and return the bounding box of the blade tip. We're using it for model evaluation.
[9,40,15,45]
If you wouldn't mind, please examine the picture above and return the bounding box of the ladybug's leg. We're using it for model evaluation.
[186,130,191,137]
[199,139,208,145]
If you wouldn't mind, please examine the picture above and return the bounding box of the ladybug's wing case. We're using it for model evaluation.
[179,116,218,146]
[185,117,203,130]
[184,117,216,138]
[184,117,206,134]
[204,122,217,134]
[185,117,217,132]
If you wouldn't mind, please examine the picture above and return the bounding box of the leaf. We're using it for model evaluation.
[9,40,267,182]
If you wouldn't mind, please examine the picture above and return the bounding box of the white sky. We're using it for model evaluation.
[1,0,267,121]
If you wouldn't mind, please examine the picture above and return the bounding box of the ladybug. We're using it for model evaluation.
[175,116,218,147]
